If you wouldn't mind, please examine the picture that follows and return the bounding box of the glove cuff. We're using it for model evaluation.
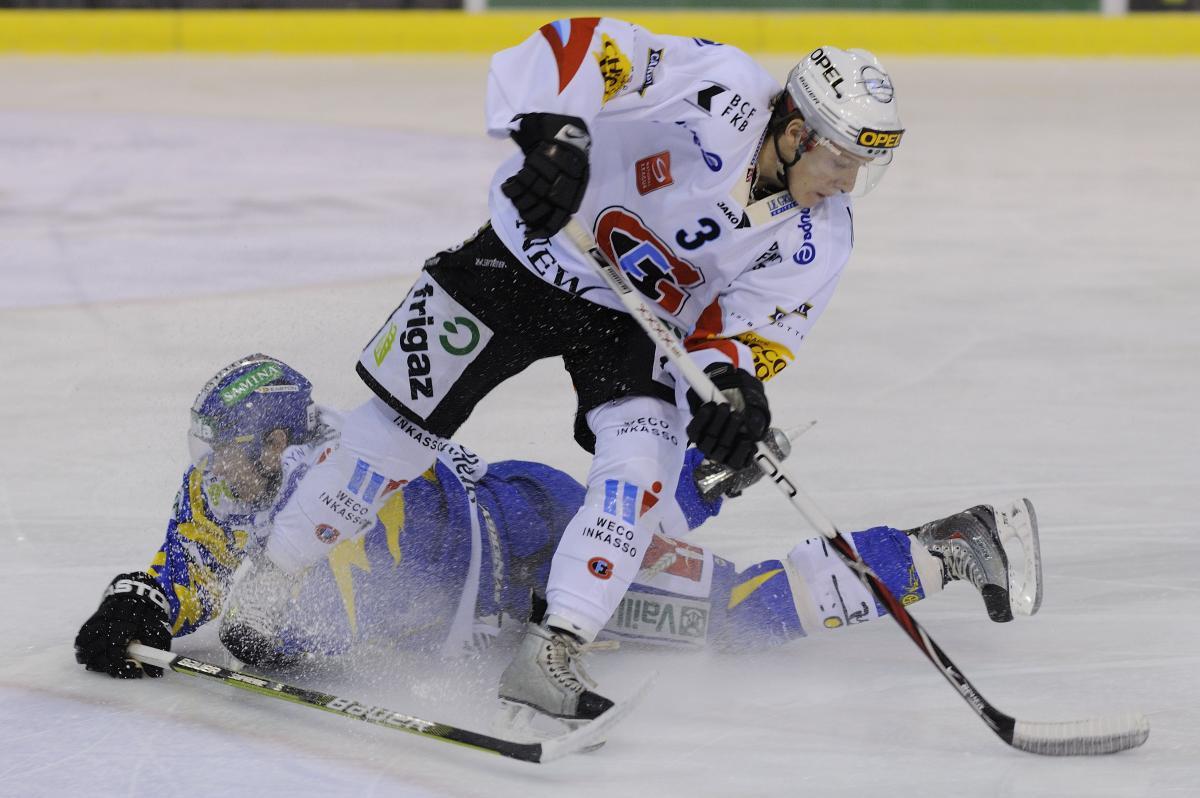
[103,572,171,620]
[511,112,591,154]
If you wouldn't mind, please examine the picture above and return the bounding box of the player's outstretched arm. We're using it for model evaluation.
[75,572,172,678]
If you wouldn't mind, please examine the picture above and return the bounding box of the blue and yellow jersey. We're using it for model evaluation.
[143,439,930,655]
[142,438,722,647]
[147,465,266,636]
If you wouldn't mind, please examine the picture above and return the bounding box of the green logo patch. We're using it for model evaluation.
[374,324,398,366]
[220,362,284,407]
[439,317,481,356]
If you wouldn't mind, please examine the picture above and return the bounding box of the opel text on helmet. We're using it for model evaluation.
[785,46,904,197]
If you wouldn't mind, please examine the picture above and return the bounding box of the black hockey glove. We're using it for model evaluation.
[74,572,172,679]
[686,363,771,471]
[501,113,591,239]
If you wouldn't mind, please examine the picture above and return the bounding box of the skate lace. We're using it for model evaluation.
[545,635,619,693]
[937,543,988,590]
[638,551,677,581]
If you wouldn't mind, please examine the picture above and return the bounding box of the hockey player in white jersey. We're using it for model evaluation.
[227,19,908,727]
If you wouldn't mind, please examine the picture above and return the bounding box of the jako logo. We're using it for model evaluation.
[588,557,614,580]
[439,316,480,355]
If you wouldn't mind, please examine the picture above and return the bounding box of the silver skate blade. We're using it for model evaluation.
[537,671,658,763]
[998,498,1043,617]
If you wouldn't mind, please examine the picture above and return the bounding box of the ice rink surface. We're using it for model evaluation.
[1,53,1198,796]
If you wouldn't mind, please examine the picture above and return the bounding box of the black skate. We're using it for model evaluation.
[909,499,1043,623]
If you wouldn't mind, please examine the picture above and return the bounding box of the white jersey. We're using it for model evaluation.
[486,18,855,382]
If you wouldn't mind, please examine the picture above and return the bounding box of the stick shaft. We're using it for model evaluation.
[563,219,1148,754]
[128,643,546,762]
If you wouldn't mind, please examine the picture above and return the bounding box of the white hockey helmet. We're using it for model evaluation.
[784,46,904,197]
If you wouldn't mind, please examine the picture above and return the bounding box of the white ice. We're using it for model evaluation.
[1,55,1197,797]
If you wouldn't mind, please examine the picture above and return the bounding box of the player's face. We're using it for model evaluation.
[208,430,288,503]
[786,136,869,208]
[211,444,269,502]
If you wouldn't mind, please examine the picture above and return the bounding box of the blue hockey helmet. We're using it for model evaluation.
[188,354,316,466]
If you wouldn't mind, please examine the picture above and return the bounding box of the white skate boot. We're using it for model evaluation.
[908,499,1043,622]
[497,597,615,735]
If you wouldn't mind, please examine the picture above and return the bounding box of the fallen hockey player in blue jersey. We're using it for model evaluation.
[75,355,1043,682]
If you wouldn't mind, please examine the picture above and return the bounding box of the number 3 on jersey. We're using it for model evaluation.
[594,207,706,315]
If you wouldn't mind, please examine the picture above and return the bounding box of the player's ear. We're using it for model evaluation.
[785,118,807,151]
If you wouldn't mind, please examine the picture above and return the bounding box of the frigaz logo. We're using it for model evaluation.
[438,317,480,356]
[400,284,435,402]
[315,524,340,544]
[856,127,903,149]
[593,34,632,104]
[219,362,283,407]
[588,557,614,580]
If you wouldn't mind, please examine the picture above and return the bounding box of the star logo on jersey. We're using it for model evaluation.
[769,303,812,323]
[686,82,727,115]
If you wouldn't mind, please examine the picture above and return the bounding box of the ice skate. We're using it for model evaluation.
[497,597,616,741]
[908,499,1042,623]
[218,555,301,668]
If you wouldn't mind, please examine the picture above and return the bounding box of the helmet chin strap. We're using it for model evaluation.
[756,125,807,199]
[773,127,804,183]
